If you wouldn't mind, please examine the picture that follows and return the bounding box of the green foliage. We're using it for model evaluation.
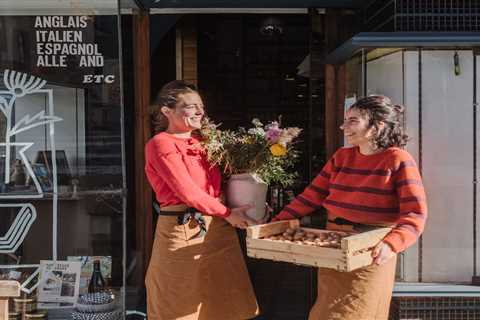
[200,117,302,187]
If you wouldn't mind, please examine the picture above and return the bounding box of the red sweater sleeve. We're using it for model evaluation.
[383,157,428,253]
[146,138,230,217]
[273,157,334,221]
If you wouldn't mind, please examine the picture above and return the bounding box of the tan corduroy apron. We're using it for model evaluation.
[308,220,397,320]
[145,209,259,320]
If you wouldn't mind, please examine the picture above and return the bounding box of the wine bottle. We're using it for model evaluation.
[88,260,106,293]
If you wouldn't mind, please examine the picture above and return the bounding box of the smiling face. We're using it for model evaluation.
[162,92,205,132]
[340,108,377,148]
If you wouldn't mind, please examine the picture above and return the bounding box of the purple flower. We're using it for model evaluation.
[266,127,282,143]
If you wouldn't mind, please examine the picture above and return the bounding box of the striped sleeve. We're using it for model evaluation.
[382,158,428,253]
[273,157,333,221]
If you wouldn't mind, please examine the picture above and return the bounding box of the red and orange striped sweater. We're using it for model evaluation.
[274,146,427,253]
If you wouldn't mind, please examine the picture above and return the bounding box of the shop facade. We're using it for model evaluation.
[0,1,127,319]
[1,0,480,319]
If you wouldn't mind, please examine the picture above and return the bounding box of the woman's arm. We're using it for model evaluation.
[382,157,428,253]
[273,156,335,221]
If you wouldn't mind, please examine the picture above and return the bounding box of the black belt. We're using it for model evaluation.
[328,217,380,231]
[153,202,207,239]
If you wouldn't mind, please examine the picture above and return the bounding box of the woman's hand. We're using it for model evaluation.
[254,203,273,225]
[371,241,396,265]
[225,205,256,229]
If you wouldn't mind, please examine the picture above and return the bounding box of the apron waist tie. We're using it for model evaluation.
[328,217,392,232]
[153,202,207,239]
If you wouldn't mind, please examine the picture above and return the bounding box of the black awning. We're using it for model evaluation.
[326,32,480,64]
[140,0,363,9]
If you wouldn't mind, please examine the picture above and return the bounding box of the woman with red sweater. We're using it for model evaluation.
[274,95,427,320]
[144,81,259,320]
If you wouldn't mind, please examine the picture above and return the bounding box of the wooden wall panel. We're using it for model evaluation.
[336,64,346,147]
[176,17,197,86]
[324,8,355,158]
[133,10,153,275]
[325,64,337,159]
[325,64,347,159]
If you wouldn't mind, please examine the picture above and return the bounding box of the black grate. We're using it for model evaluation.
[389,296,480,320]
[364,0,480,32]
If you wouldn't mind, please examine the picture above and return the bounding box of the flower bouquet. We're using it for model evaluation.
[200,118,302,220]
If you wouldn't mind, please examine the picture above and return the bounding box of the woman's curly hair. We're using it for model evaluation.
[151,80,197,134]
[349,95,409,149]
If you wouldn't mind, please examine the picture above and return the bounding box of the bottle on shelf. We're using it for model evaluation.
[88,260,106,293]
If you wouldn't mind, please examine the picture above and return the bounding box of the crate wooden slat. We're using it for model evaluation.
[341,227,394,254]
[0,281,20,320]
[246,220,392,272]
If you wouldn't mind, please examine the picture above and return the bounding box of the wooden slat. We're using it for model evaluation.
[336,64,346,146]
[183,49,196,59]
[247,248,347,271]
[0,299,7,320]
[175,28,183,80]
[324,8,357,157]
[346,251,375,271]
[0,281,20,297]
[181,16,197,87]
[325,64,337,159]
[246,220,300,239]
[247,238,343,259]
[341,228,392,254]
[133,10,153,275]
[325,9,340,159]
[0,281,20,320]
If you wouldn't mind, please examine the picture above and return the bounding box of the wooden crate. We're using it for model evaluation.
[246,220,391,272]
[0,281,20,320]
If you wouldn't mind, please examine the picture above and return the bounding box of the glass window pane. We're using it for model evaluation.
[0,2,125,317]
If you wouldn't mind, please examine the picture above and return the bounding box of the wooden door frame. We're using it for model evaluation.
[133,9,153,276]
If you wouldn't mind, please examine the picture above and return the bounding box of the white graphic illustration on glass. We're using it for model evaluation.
[0,142,45,198]
[0,70,61,189]
[0,70,63,292]
[0,203,36,253]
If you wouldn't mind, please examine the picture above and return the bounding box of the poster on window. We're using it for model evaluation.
[37,260,82,303]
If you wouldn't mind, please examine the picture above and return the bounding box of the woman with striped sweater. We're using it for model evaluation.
[274,95,427,320]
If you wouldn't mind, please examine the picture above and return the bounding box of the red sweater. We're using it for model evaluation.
[274,147,427,253]
[144,132,230,217]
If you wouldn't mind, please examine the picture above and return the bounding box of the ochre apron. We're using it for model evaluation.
[145,209,259,320]
[308,218,397,320]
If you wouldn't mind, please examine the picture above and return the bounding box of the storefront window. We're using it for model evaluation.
[345,50,364,100]
[346,47,480,292]
[0,1,126,318]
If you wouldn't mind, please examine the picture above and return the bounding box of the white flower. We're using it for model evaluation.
[248,127,265,136]
[251,118,263,127]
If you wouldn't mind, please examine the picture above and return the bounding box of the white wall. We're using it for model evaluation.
[366,51,420,282]
[476,54,480,276]
[403,51,421,282]
[366,51,404,104]
[366,50,476,283]
[421,51,474,283]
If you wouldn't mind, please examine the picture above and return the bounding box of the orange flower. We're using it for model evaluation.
[270,144,287,156]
